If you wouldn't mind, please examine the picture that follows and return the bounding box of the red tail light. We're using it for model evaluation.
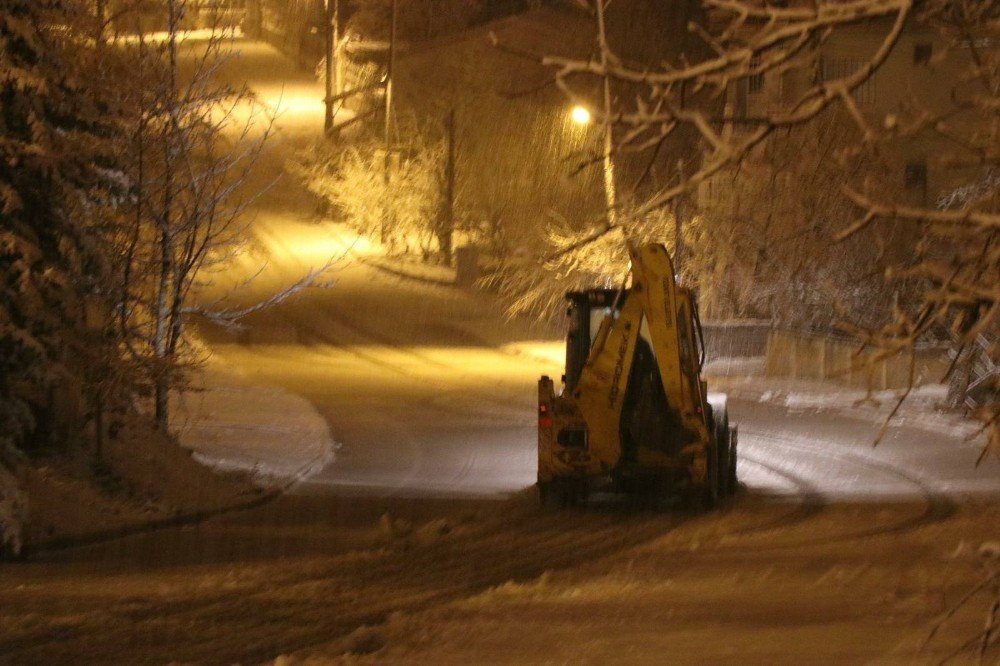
[539,403,552,427]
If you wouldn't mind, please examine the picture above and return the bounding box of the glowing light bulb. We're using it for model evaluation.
[570,105,591,125]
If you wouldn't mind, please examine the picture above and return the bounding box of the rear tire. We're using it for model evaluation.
[717,436,731,499]
[702,439,721,510]
[538,481,558,509]
[538,479,586,509]
[728,425,739,494]
[710,407,731,503]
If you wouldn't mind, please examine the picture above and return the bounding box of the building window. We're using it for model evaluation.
[820,56,876,106]
[748,55,764,94]
[904,161,927,190]
[914,42,933,65]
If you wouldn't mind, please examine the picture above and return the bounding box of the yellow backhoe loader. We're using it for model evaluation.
[537,242,737,507]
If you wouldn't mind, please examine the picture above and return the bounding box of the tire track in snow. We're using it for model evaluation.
[741,430,956,541]
[728,452,827,534]
[697,429,957,554]
[1,506,681,664]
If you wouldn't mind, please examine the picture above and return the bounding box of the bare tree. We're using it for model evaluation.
[111,1,323,429]
[695,109,912,327]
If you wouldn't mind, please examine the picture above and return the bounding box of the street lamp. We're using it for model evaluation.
[570,105,591,125]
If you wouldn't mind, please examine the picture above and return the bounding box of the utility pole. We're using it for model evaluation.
[94,0,107,45]
[323,0,340,134]
[381,0,397,243]
[594,0,617,226]
[442,108,456,265]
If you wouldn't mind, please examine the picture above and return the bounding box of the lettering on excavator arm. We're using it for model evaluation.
[631,245,712,479]
[607,319,632,409]
[661,278,673,328]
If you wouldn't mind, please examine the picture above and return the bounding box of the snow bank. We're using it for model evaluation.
[718,376,979,439]
[702,355,766,378]
[171,363,337,486]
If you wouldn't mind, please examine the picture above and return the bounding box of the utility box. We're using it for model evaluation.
[455,245,480,287]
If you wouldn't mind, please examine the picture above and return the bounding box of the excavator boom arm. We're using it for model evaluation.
[570,244,710,476]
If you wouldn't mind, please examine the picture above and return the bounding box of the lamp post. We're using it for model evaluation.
[674,159,686,274]
[569,104,617,227]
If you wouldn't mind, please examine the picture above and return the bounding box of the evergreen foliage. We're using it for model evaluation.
[0,0,123,454]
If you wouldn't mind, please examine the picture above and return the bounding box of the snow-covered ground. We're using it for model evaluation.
[1,39,997,665]
[13,419,264,552]
[280,501,1000,665]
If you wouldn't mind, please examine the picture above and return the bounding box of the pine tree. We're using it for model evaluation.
[0,0,123,455]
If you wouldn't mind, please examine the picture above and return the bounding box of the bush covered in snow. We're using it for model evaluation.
[292,132,456,263]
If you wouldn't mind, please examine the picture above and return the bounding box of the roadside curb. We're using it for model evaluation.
[707,378,770,403]
[11,442,333,561]
[15,486,282,560]
[171,363,338,485]
[322,221,459,289]
[363,256,457,288]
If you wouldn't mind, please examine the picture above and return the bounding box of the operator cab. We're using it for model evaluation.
[563,287,707,393]
[563,289,619,391]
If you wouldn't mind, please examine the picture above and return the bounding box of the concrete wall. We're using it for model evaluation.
[701,320,770,362]
[764,329,951,390]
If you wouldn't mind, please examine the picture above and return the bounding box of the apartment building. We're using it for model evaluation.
[736,15,993,207]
